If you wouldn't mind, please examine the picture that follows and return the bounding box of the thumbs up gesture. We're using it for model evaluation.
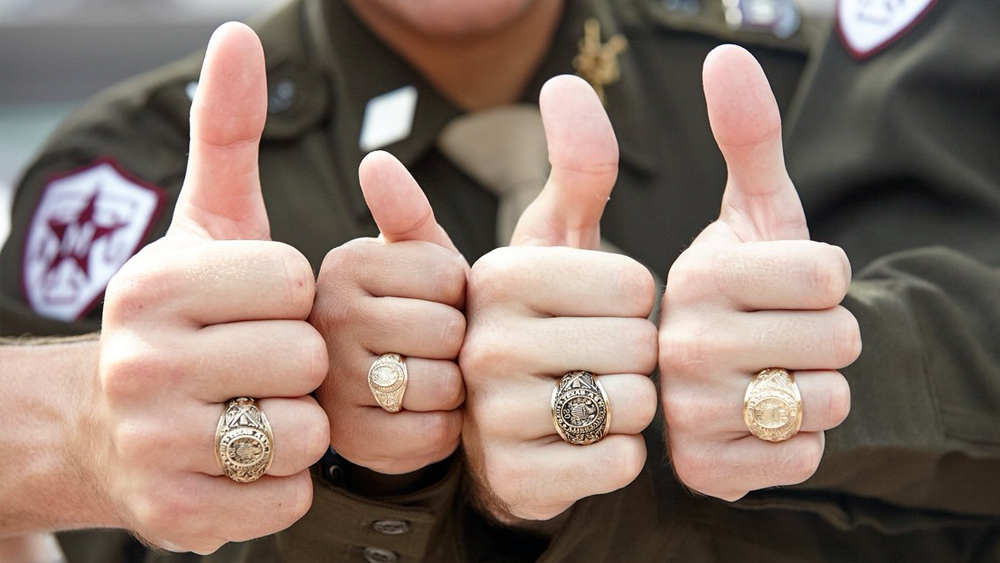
[309,151,468,475]
[659,46,861,501]
[460,76,659,523]
[92,24,329,553]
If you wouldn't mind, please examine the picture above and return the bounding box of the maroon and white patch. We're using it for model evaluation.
[23,159,165,321]
[838,0,937,59]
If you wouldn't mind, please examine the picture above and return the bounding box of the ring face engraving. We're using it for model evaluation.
[368,353,408,413]
[215,397,274,482]
[552,371,611,445]
[744,368,802,442]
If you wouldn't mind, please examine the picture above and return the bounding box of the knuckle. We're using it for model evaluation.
[810,249,850,306]
[665,251,714,304]
[133,490,187,535]
[658,327,711,375]
[831,308,863,367]
[422,411,462,450]
[627,320,659,374]
[826,375,852,427]
[787,438,824,484]
[439,362,467,410]
[275,243,316,317]
[669,446,709,492]
[280,476,314,526]
[468,248,518,306]
[301,327,330,391]
[458,330,506,383]
[104,261,173,324]
[439,310,467,358]
[434,249,469,306]
[611,438,647,488]
[616,260,657,316]
[632,377,659,429]
[661,389,713,435]
[304,401,332,464]
[100,343,165,400]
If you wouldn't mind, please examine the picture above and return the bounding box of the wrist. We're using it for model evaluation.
[0,336,120,534]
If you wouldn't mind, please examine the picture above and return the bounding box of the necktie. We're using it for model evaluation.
[438,104,549,247]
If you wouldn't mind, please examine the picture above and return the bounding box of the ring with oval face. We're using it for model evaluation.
[744,368,803,443]
[368,353,408,413]
[551,371,611,446]
[215,397,274,483]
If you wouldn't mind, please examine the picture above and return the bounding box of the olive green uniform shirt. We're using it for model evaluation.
[2,0,999,561]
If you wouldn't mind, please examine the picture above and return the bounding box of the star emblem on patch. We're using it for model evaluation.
[22,159,165,321]
[838,0,937,59]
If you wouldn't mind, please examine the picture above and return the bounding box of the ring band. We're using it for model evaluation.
[551,371,611,445]
[215,397,274,483]
[368,353,408,413]
[744,368,803,442]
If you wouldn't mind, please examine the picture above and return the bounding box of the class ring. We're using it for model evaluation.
[215,397,274,483]
[368,353,408,413]
[743,368,803,443]
[551,371,611,446]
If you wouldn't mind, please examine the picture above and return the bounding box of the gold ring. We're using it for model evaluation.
[551,371,611,445]
[744,368,803,442]
[368,353,408,413]
[215,397,274,483]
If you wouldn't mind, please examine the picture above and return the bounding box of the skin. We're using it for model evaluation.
[1,2,860,553]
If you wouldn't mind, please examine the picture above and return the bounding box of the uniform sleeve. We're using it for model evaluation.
[754,0,1000,519]
[0,67,193,337]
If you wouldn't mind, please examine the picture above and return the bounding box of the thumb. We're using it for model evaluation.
[359,151,465,258]
[703,44,808,242]
[168,22,270,241]
[510,75,619,249]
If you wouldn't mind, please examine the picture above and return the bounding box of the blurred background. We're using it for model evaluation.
[0,0,833,246]
[0,0,285,244]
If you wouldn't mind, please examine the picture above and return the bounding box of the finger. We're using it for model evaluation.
[329,352,465,412]
[488,435,646,519]
[116,241,316,327]
[702,44,807,243]
[676,432,826,499]
[665,370,850,437]
[511,75,618,249]
[724,307,863,372]
[352,297,465,360]
[169,22,270,241]
[194,471,313,547]
[189,320,327,402]
[471,246,654,318]
[471,373,656,440]
[329,408,462,474]
[360,151,464,257]
[317,238,466,308]
[191,397,329,477]
[491,316,658,377]
[682,240,852,311]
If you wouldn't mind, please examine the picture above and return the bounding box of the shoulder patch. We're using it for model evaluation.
[838,0,937,59]
[22,159,166,321]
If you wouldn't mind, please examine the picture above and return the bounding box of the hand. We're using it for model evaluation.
[460,76,658,523]
[310,151,468,475]
[92,24,329,552]
[659,45,861,501]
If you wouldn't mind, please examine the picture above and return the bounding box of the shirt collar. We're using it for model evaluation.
[303,0,657,219]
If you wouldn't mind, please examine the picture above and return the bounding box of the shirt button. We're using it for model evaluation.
[372,520,410,535]
[268,78,296,113]
[363,547,398,563]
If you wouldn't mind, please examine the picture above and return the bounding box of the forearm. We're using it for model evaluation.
[0,335,119,536]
